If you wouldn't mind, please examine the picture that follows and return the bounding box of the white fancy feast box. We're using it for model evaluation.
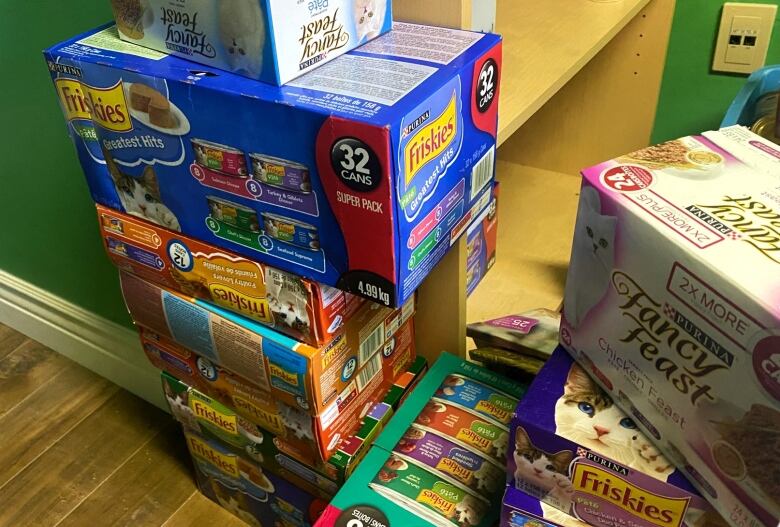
[560,126,780,527]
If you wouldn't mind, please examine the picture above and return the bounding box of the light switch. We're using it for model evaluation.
[713,3,777,74]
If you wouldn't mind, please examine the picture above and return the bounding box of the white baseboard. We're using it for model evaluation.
[0,269,166,410]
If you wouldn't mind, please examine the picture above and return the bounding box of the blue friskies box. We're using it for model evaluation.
[109,0,393,85]
[508,347,725,527]
[44,22,501,307]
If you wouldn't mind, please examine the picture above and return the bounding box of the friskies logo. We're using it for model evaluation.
[404,92,458,185]
[55,78,132,132]
[572,464,690,527]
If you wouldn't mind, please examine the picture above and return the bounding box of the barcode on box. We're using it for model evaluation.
[470,145,495,201]
[359,322,385,365]
[357,353,382,392]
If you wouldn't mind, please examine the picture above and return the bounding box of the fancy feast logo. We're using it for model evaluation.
[404,93,458,185]
[572,464,690,527]
[611,271,728,406]
[56,78,131,132]
[693,195,780,264]
[160,8,216,58]
[299,9,349,67]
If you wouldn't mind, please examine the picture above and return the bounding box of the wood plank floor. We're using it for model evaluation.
[0,323,246,527]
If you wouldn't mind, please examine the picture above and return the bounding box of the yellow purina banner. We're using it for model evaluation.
[572,464,690,527]
[404,93,458,185]
[55,78,132,132]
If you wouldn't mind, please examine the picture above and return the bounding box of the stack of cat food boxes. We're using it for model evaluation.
[45,1,503,525]
[317,352,527,527]
[503,127,780,527]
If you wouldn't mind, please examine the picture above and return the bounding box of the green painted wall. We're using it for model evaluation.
[652,0,780,143]
[0,1,133,327]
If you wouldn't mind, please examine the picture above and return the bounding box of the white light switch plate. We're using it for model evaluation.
[713,2,777,74]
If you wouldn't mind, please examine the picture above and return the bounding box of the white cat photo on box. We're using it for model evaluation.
[563,186,616,329]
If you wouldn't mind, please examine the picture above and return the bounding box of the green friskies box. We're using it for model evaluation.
[316,352,527,527]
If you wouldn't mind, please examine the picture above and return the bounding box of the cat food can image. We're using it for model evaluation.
[250,154,311,193]
[120,271,416,420]
[507,347,724,527]
[207,196,259,233]
[750,115,780,144]
[46,24,501,308]
[110,0,149,40]
[415,400,509,466]
[191,139,248,177]
[262,212,320,251]
[394,424,504,498]
[108,0,393,84]
[560,126,780,527]
[434,373,519,427]
[369,453,490,527]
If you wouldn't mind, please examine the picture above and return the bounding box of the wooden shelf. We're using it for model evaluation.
[496,0,651,144]
[467,162,581,325]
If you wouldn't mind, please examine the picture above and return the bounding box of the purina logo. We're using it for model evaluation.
[48,62,82,77]
[582,451,630,476]
[402,110,430,138]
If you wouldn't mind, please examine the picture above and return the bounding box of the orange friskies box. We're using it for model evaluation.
[97,205,363,346]
[151,315,417,468]
[119,271,415,416]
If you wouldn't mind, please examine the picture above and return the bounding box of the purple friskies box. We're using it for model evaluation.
[508,347,725,527]
[502,485,588,527]
[394,423,505,499]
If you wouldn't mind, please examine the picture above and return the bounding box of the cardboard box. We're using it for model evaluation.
[165,357,426,485]
[501,485,586,527]
[45,22,501,307]
[466,182,498,296]
[183,430,329,527]
[317,352,527,527]
[559,128,780,527]
[154,316,415,467]
[98,205,362,346]
[508,347,722,527]
[108,0,392,85]
[328,355,428,483]
[120,271,415,416]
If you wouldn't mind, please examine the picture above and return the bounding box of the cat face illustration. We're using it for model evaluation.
[280,404,314,441]
[563,186,616,328]
[219,0,265,77]
[513,427,572,493]
[354,0,386,42]
[555,363,674,480]
[454,494,485,527]
[104,147,181,231]
[473,462,502,493]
